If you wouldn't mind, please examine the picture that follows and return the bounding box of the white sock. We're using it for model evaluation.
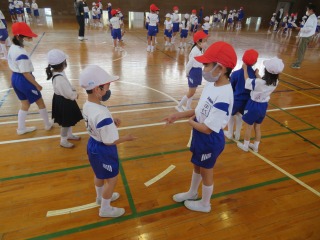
[254,141,260,149]
[183,42,186,47]
[18,109,28,130]
[243,140,249,148]
[67,127,73,137]
[235,113,243,134]
[60,136,68,143]
[200,184,213,207]
[186,97,193,109]
[101,198,111,211]
[179,42,182,47]
[17,16,22,22]
[178,95,188,107]
[188,171,202,195]
[0,44,7,57]
[227,116,234,135]
[39,108,50,127]
[95,186,103,200]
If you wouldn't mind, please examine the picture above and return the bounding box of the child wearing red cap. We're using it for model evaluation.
[7,22,53,135]
[110,9,124,51]
[165,41,237,213]
[146,4,160,52]
[237,57,284,152]
[172,6,180,43]
[80,65,137,218]
[189,10,198,43]
[176,31,208,112]
[224,49,259,141]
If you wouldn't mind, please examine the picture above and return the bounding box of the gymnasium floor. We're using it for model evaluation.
[0,13,319,239]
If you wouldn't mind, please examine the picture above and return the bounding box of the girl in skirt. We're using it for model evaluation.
[46,49,83,148]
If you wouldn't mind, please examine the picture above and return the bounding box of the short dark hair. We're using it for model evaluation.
[307,3,316,11]
[262,69,278,86]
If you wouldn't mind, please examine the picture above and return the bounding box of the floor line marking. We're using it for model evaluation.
[282,72,320,88]
[234,139,320,197]
[279,83,320,101]
[1,103,319,126]
[0,120,187,145]
[144,165,176,187]
[46,203,99,217]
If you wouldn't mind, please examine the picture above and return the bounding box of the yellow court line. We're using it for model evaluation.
[279,82,320,102]
[282,72,320,88]
[144,165,176,187]
[46,202,99,217]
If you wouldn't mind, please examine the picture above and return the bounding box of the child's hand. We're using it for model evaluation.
[163,113,179,125]
[114,118,121,127]
[188,115,196,123]
[255,69,261,78]
[242,63,247,69]
[125,134,137,141]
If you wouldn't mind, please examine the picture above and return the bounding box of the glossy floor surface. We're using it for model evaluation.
[0,15,320,240]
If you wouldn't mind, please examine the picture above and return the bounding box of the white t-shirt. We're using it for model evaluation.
[195,83,234,133]
[8,44,34,73]
[245,78,278,102]
[110,16,120,29]
[186,46,203,75]
[83,101,119,144]
[172,12,179,23]
[190,14,198,25]
[180,20,190,30]
[25,2,30,8]
[202,22,210,30]
[146,13,159,26]
[92,6,98,16]
[0,10,5,20]
[52,72,77,100]
[164,20,173,30]
[31,3,38,10]
[83,6,89,13]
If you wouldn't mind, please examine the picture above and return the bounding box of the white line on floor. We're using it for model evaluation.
[282,72,320,88]
[46,202,99,217]
[144,165,176,187]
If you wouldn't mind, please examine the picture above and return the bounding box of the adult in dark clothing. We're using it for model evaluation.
[74,0,86,41]
[275,7,284,31]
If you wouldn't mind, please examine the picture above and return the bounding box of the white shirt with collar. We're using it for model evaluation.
[299,13,317,37]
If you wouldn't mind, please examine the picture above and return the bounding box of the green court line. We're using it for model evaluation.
[27,168,320,240]
[0,127,315,183]
[266,115,319,149]
[119,162,137,214]
[269,102,320,131]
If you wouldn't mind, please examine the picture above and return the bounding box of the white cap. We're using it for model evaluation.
[47,49,68,65]
[204,16,209,21]
[165,13,172,18]
[79,65,119,90]
[92,2,96,5]
[273,13,276,15]
[229,10,232,13]
[184,13,190,19]
[263,57,284,74]
[108,2,111,6]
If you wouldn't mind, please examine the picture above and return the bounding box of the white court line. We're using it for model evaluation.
[46,202,99,217]
[2,103,319,126]
[0,120,187,145]
[144,165,176,187]
[0,106,175,125]
[282,72,320,88]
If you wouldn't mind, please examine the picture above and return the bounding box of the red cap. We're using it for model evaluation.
[173,6,179,10]
[111,9,118,16]
[12,22,37,38]
[195,41,237,69]
[117,8,121,12]
[150,4,159,12]
[192,9,197,13]
[242,49,258,66]
[193,30,208,43]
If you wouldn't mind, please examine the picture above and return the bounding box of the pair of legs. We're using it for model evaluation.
[94,175,124,217]
[291,36,312,68]
[18,98,52,134]
[176,87,197,112]
[237,122,261,152]
[147,35,156,52]
[173,164,213,213]
[224,112,243,140]
[179,37,187,48]
[60,127,80,148]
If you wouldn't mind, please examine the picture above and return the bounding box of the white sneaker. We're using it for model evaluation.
[67,135,81,141]
[96,192,120,205]
[146,46,151,52]
[45,120,54,131]
[60,141,74,148]
[234,131,240,141]
[175,106,184,112]
[237,142,249,152]
[17,126,36,135]
[249,143,258,153]
[99,207,125,218]
[173,192,198,203]
[224,130,233,140]
[184,200,211,213]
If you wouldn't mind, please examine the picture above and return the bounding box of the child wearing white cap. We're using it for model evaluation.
[164,13,173,46]
[178,13,190,49]
[80,65,137,218]
[202,16,210,34]
[237,57,284,153]
[46,49,83,148]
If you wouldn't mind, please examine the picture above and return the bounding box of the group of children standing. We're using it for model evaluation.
[8,0,40,23]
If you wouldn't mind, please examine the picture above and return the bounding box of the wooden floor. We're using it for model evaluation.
[0,16,320,240]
